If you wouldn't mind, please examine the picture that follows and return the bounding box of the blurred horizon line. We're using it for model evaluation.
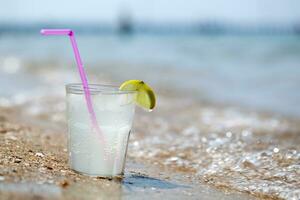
[0,21,300,36]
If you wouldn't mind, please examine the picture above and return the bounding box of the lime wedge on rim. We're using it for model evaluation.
[120,80,156,110]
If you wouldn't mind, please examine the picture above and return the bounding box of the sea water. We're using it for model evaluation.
[1,34,300,116]
[66,85,136,177]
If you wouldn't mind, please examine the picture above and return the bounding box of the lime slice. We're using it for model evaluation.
[120,80,156,110]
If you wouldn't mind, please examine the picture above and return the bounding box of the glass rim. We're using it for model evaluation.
[66,83,137,95]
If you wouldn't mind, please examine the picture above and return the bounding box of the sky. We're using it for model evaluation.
[0,0,299,25]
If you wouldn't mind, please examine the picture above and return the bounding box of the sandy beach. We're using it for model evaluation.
[0,60,299,200]
[0,29,299,200]
[0,94,256,200]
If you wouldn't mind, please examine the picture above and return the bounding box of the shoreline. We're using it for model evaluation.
[0,88,299,199]
[0,61,299,199]
[0,106,255,200]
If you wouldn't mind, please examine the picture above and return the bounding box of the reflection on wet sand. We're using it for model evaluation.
[0,173,187,200]
[0,172,254,200]
[123,174,184,189]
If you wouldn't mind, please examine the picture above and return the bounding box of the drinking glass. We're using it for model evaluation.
[66,83,136,177]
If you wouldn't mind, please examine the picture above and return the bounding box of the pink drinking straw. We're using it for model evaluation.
[40,29,104,144]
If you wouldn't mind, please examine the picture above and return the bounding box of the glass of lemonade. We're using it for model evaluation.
[66,83,136,177]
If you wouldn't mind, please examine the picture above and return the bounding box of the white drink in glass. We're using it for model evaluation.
[66,84,136,177]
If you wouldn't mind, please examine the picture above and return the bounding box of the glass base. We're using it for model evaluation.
[71,169,124,180]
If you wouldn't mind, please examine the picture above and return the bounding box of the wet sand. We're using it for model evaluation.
[0,60,298,199]
[0,87,299,199]
[0,104,255,200]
